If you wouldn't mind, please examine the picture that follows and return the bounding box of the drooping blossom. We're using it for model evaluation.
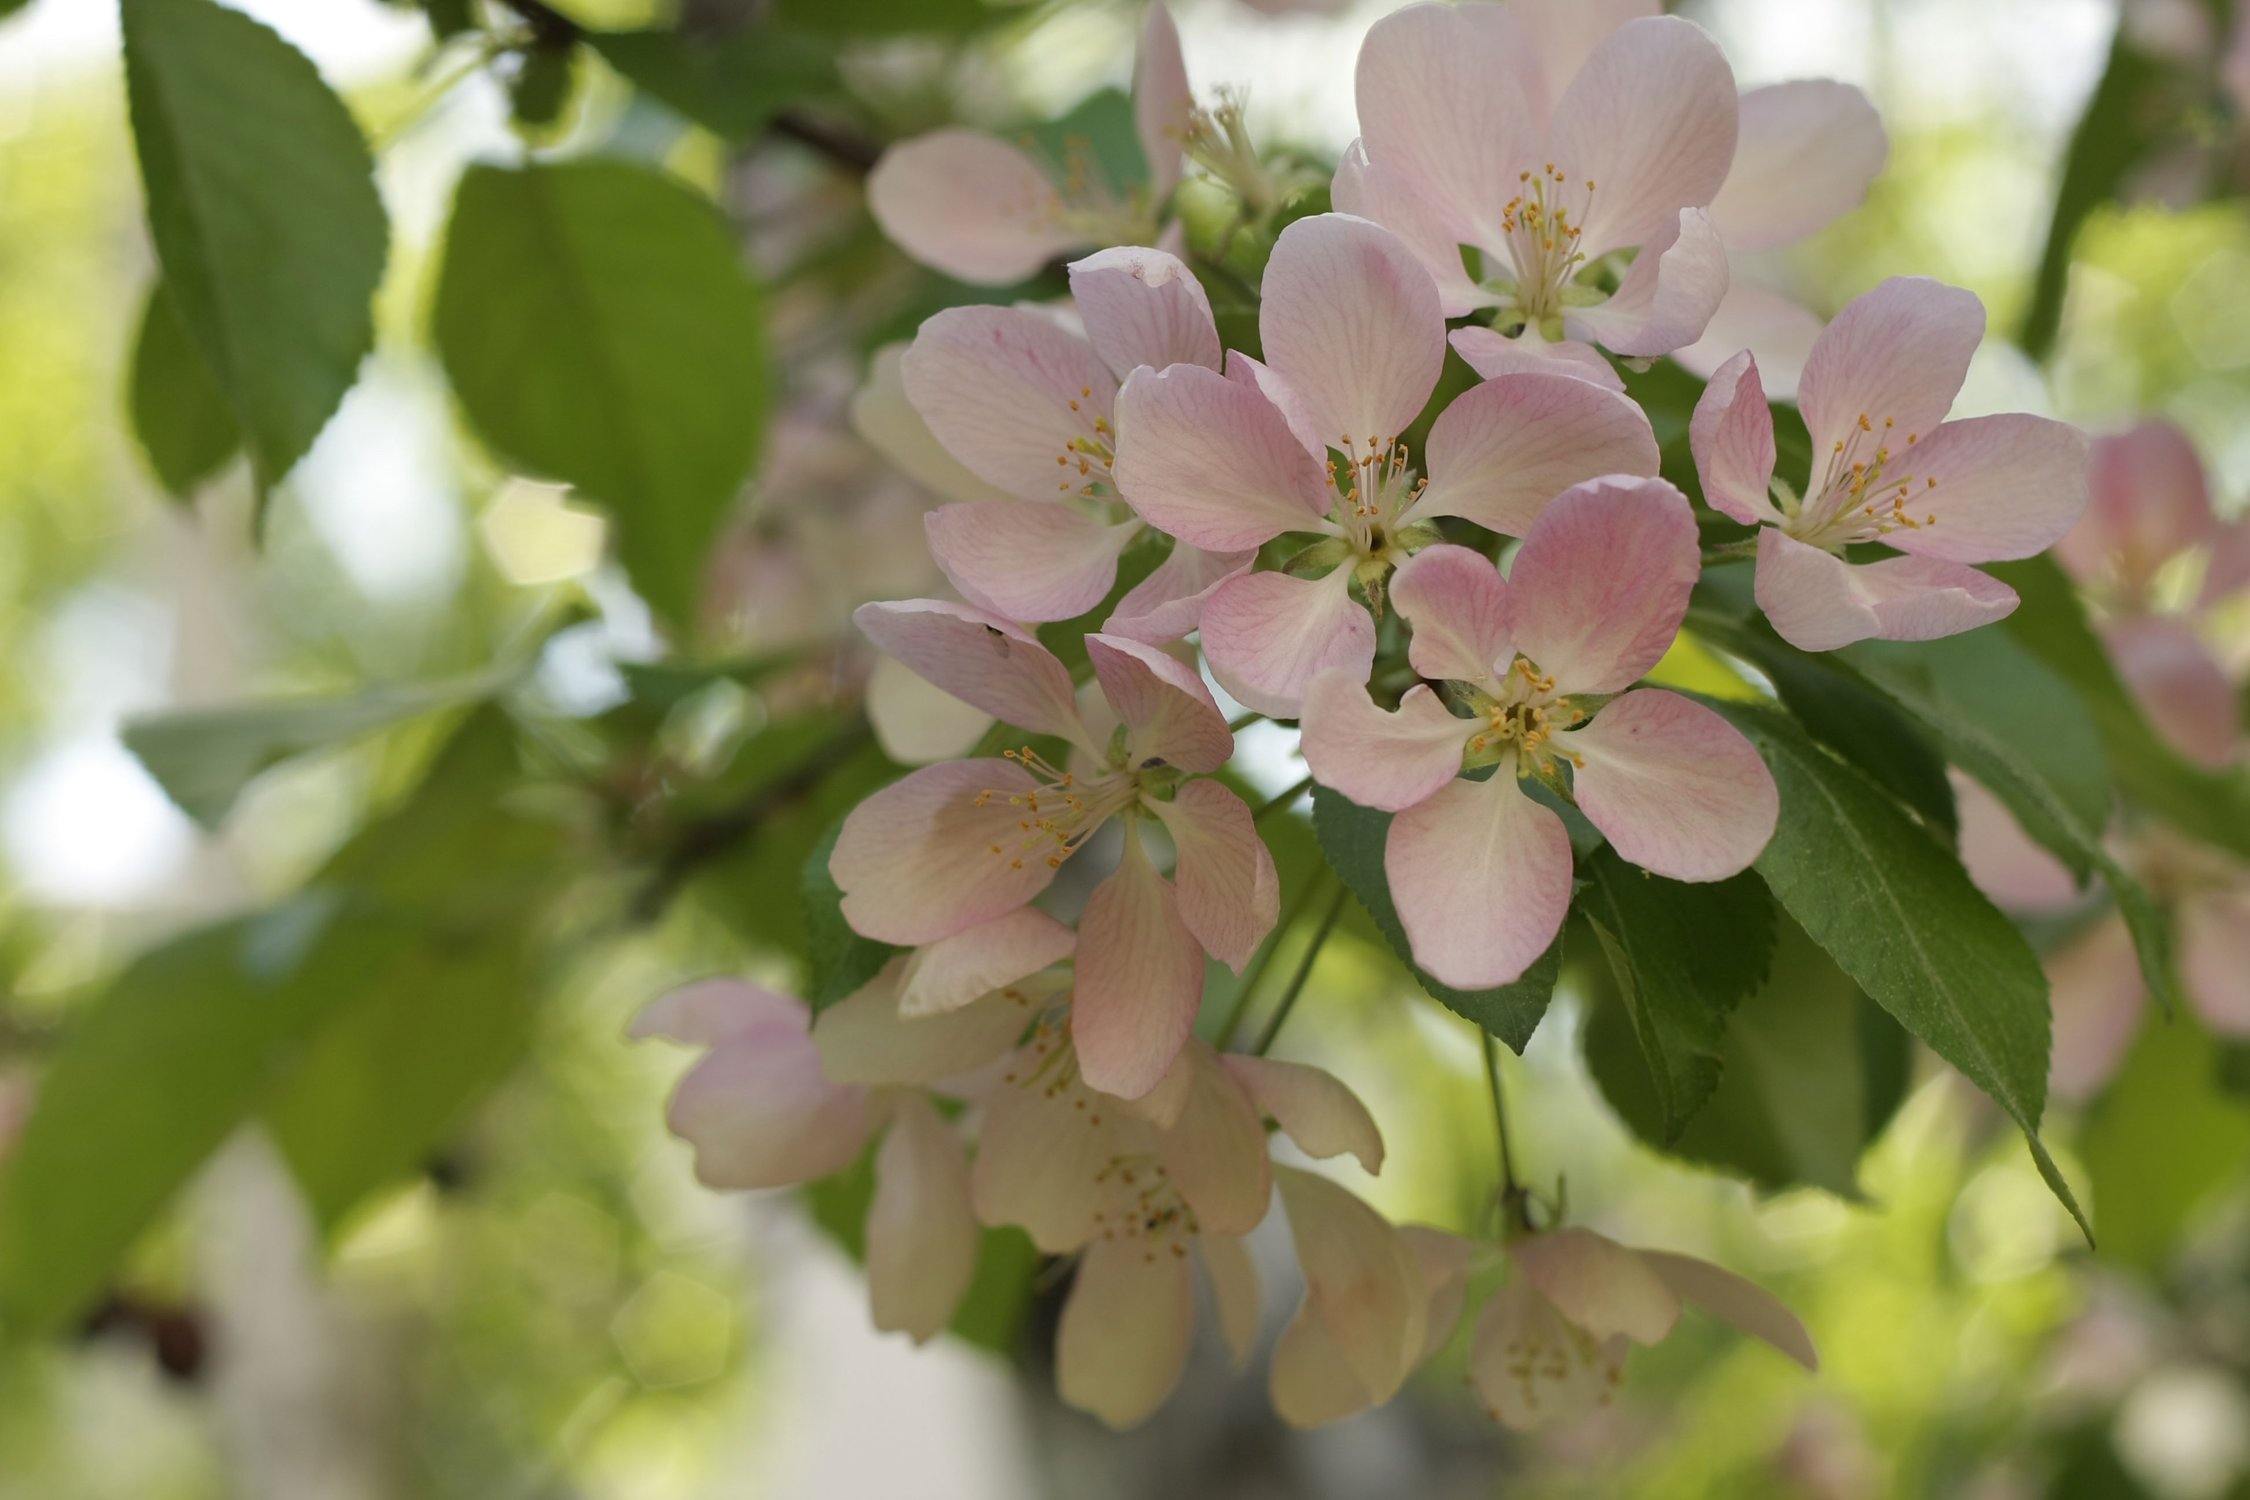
[631,969,1040,1342]
[2054,421,2249,768]
[1300,476,1777,988]
[1690,277,2090,653]
[900,245,1255,636]
[831,604,1275,1096]
[866,4,1193,284]
[1112,212,1661,715]
[974,1021,1384,1428]
[1334,3,1739,385]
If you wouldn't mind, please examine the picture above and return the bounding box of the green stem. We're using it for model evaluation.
[1252,774,1312,822]
[1482,1029,1519,1197]
[1252,880,1349,1056]
[1211,873,1322,1049]
[1699,539,1761,564]
[1228,711,1265,733]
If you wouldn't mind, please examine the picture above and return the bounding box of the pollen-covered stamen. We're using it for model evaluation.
[1091,1151,1200,1262]
[1182,86,1282,215]
[1499,165,1597,324]
[1053,385,1122,499]
[975,744,1139,871]
[1790,410,1942,549]
[1031,132,1159,251]
[1326,435,1427,558]
[1463,657,1586,774]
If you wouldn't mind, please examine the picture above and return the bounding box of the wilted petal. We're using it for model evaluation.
[831,758,1061,944]
[867,1095,979,1343]
[1260,213,1446,451]
[1797,276,1983,458]
[1058,1235,1198,1429]
[1074,837,1207,1099]
[1505,475,1700,693]
[2181,889,2250,1037]
[1564,207,1730,358]
[1154,1039,1274,1235]
[1755,529,2017,652]
[1886,414,2090,565]
[815,963,1035,1084]
[1087,632,1234,774]
[1689,349,1782,526]
[1510,1228,1681,1344]
[1105,542,1257,644]
[868,129,1081,284]
[1069,245,1222,379]
[1149,780,1279,972]
[2062,421,2220,598]
[855,599,1088,746]
[1470,1277,1623,1430]
[868,654,993,767]
[1546,17,1737,256]
[1276,1167,1427,1410]
[1201,569,1378,719]
[926,501,1137,623]
[1112,363,1334,551]
[1200,1233,1261,1367]
[2047,917,2147,1099]
[1671,280,1826,398]
[1407,374,1661,535]
[1134,1,1195,201]
[850,343,1012,507]
[1640,1249,1818,1370]
[901,305,1118,501]
[1332,140,1500,318]
[1391,543,1512,687]
[1354,2,1536,255]
[1567,688,1779,881]
[1299,678,1469,815]
[1223,1055,1384,1172]
[1448,326,1626,391]
[1709,80,1888,251]
[1388,772,1573,988]
[897,908,1076,1018]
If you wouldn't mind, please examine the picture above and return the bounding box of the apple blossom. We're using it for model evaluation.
[831,603,1276,1096]
[1112,211,1660,715]
[1690,276,2090,652]
[1301,476,1778,988]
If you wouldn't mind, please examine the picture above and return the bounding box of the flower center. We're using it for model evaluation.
[1053,385,1119,500]
[976,744,1141,871]
[1501,165,1597,325]
[1324,436,1427,557]
[1788,412,1942,550]
[1463,658,1586,776]
[999,1036,1199,1263]
[1043,136,1160,250]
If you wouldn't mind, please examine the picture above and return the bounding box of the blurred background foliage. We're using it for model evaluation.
[0,0,2245,1497]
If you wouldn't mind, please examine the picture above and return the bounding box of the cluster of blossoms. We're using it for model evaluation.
[640,0,2099,1434]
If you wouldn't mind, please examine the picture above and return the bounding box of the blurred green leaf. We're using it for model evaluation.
[802,817,902,1012]
[772,0,994,37]
[589,25,839,141]
[2080,1013,2250,1270]
[418,0,475,39]
[122,672,500,829]
[120,0,387,481]
[1708,700,2088,1239]
[1579,852,1775,1143]
[126,279,241,498]
[433,160,768,626]
[1020,87,1147,198]
[1311,784,1560,1052]
[507,40,579,131]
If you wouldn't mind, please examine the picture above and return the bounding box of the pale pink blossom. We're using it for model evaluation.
[866,4,1193,284]
[1335,4,1740,380]
[1300,477,1777,988]
[1112,212,1659,715]
[832,604,1276,1096]
[1691,277,2089,652]
[1264,1168,1433,1427]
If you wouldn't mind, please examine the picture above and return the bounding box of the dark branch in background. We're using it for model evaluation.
[767,110,883,175]
[491,0,579,46]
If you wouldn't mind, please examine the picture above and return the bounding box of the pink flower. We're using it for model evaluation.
[1112,212,1660,715]
[1691,277,2090,652]
[632,971,1036,1342]
[900,245,1255,635]
[866,4,1193,284]
[1263,1168,1437,1428]
[832,603,1276,1096]
[1299,477,1777,988]
[973,1025,1384,1428]
[1336,3,1740,382]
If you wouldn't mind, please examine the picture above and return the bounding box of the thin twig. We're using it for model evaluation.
[1251,774,1312,822]
[1211,871,1323,1049]
[1252,880,1348,1055]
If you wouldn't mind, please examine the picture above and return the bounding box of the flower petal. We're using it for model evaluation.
[1510,1228,1681,1344]
[1259,213,1446,451]
[1755,529,2017,652]
[1640,1249,1818,1370]
[867,129,1081,284]
[631,976,799,1046]
[1401,1226,1475,1360]
[901,304,1118,501]
[2062,421,2220,598]
[1155,1039,1274,1235]
[1546,17,1738,256]
[1057,1235,1197,1429]
[1354,1,1536,256]
[1224,350,1330,460]
[1689,349,1782,526]
[850,342,1012,507]
[1953,771,2080,912]
[854,599,1087,745]
[1268,1305,1378,1428]
[1276,1167,1427,1410]
[1563,207,1730,358]
[897,907,1077,1018]
[2181,890,2250,1037]
[2107,615,2242,769]
[974,1056,1131,1253]
[1134,1,1194,202]
[867,1095,979,1343]
[866,655,993,767]
[1504,474,1699,693]
[2046,917,2146,1099]
[1797,276,1982,458]
[925,501,1136,623]
[1884,414,2091,565]
[1388,772,1573,988]
[831,758,1062,944]
[1708,80,1888,251]
[1447,326,1626,391]
[1148,780,1280,972]
[1104,542,1257,644]
[655,995,878,1190]
[1223,1055,1385,1173]
[1568,688,1779,882]
[1073,836,1207,1099]
[1112,362,1335,551]
[1408,373,1660,535]
[1509,0,1662,114]
[1200,1233,1262,1368]
[1390,543,1511,686]
[815,962,1036,1084]
[1069,245,1222,379]
[1470,1278,1624,1430]
[1331,139,1501,319]
[1299,677,1469,814]
[1671,280,1826,398]
[1087,631,1234,774]
[1201,569,1379,719]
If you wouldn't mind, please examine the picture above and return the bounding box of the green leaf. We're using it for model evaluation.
[433,160,769,626]
[122,672,500,829]
[1706,700,2089,1238]
[120,0,387,480]
[589,25,839,141]
[508,40,579,131]
[1020,87,1147,199]
[1578,851,1775,1142]
[1311,784,1560,1052]
[772,0,994,37]
[802,816,903,1012]
[2080,1013,2250,1270]
[127,279,241,498]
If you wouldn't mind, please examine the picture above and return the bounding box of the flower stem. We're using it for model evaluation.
[1252,774,1313,822]
[1699,539,1761,564]
[1253,880,1349,1056]
[1212,873,1320,1049]
[1228,711,1265,733]
[1482,1029,1520,1196]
